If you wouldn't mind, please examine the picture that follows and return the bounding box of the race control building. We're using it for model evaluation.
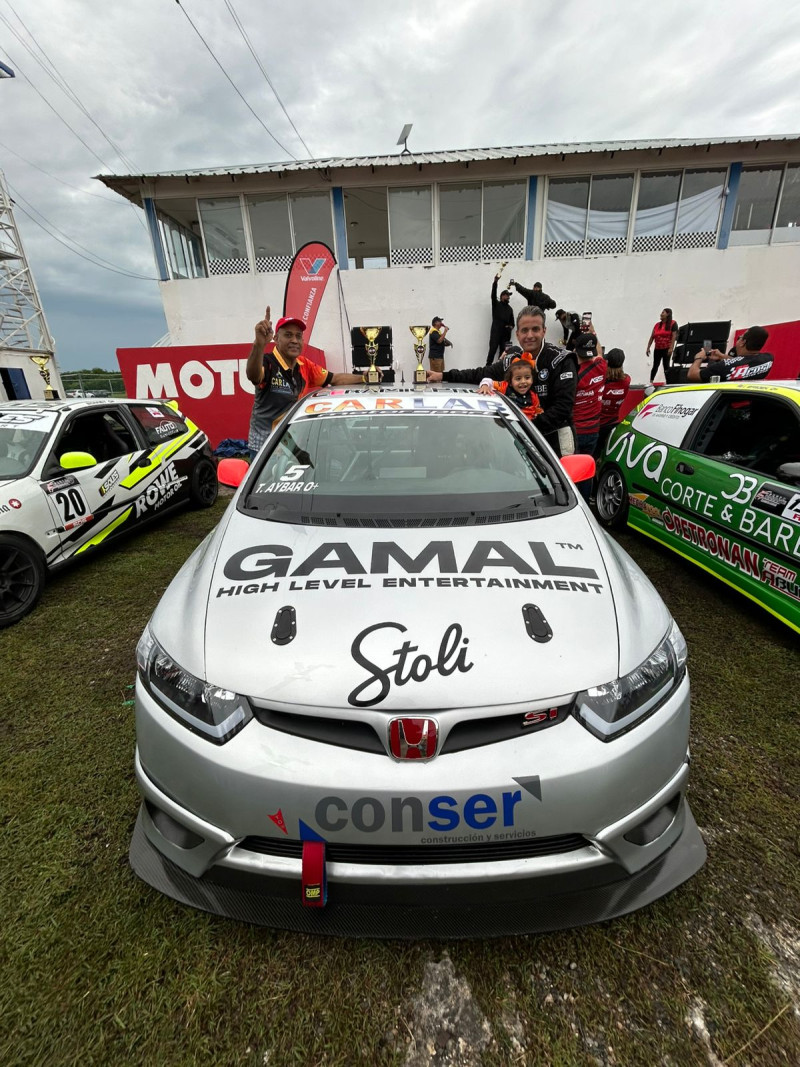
[99,134,800,382]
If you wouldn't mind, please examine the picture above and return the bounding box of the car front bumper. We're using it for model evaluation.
[129,674,706,937]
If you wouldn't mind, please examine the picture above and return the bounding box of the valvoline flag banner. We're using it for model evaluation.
[282,241,336,341]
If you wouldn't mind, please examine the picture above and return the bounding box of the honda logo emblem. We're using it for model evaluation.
[388,717,438,761]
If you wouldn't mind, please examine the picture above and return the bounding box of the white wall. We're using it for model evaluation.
[158,242,800,385]
[0,352,65,401]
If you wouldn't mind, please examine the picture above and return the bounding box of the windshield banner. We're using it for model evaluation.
[282,241,336,341]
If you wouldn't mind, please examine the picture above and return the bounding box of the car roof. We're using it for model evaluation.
[653,380,800,402]
[0,398,155,415]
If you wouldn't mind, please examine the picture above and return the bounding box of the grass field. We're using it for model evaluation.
[1,497,798,1066]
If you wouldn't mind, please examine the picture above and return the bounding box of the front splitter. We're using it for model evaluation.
[129,806,706,939]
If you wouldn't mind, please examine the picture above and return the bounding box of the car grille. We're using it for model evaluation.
[249,703,572,755]
[237,833,587,865]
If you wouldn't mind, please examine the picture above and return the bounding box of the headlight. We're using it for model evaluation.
[136,626,251,744]
[574,620,687,742]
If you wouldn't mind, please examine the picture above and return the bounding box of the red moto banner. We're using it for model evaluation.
[734,319,800,379]
[282,241,336,339]
[117,342,326,449]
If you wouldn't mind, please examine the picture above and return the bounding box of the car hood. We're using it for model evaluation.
[153,507,669,711]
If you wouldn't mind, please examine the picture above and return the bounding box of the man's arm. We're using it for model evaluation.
[428,359,505,384]
[491,276,500,311]
[687,349,725,383]
[513,282,535,303]
[542,293,556,310]
[246,305,273,385]
[331,371,373,384]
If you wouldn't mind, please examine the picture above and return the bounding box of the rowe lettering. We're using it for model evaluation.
[223,540,599,581]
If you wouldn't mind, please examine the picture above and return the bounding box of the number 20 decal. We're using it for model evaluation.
[721,473,759,505]
[54,486,88,523]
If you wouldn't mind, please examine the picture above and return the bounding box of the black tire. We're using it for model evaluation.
[189,458,219,509]
[595,465,629,530]
[0,533,46,628]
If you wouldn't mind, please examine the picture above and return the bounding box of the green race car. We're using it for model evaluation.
[595,381,800,634]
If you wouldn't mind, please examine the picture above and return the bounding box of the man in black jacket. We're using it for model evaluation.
[487,274,515,364]
[427,305,578,456]
[511,279,556,312]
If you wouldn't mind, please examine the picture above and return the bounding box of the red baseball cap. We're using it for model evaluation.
[274,316,306,333]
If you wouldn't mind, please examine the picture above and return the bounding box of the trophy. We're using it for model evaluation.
[409,325,430,384]
[29,355,55,400]
[359,326,382,384]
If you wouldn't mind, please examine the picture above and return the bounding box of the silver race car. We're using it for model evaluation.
[0,399,217,627]
[131,384,705,937]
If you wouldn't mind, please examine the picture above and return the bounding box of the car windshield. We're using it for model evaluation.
[0,410,58,478]
[244,406,567,523]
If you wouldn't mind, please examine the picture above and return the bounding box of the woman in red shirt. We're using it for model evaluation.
[596,349,630,458]
[646,307,677,383]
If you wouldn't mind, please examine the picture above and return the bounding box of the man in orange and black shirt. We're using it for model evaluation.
[246,306,368,454]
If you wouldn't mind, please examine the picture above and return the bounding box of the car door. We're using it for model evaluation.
[40,406,143,562]
[657,389,800,629]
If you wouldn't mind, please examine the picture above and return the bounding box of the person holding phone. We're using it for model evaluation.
[687,326,773,383]
[646,308,678,382]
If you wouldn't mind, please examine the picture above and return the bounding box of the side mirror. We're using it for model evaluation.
[60,450,98,471]
[217,457,249,488]
[560,453,596,483]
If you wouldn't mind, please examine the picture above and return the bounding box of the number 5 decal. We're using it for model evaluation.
[721,472,758,505]
[279,464,309,482]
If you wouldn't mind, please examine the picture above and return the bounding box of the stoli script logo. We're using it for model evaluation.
[348,621,473,708]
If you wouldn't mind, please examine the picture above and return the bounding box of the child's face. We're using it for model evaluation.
[510,366,533,392]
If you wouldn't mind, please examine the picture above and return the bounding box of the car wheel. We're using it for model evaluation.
[595,465,629,529]
[189,458,219,509]
[0,534,46,628]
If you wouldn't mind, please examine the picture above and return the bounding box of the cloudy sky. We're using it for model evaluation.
[2,0,799,371]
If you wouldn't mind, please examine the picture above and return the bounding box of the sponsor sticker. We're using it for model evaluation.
[298,395,509,418]
[99,468,120,496]
[753,484,800,524]
[44,475,78,494]
[134,461,185,518]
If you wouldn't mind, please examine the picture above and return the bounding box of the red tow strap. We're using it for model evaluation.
[301,840,327,907]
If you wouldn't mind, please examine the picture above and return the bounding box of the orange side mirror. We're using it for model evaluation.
[217,458,249,488]
[560,453,596,483]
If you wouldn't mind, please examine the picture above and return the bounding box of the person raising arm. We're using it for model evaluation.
[246,305,374,455]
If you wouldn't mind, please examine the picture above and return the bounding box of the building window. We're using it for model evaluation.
[544,175,633,257]
[633,171,682,252]
[247,194,293,271]
[729,165,783,246]
[544,176,590,257]
[153,198,207,279]
[774,164,800,244]
[388,186,432,266]
[198,198,249,275]
[344,187,390,269]
[674,167,726,249]
[439,182,482,262]
[586,174,634,255]
[290,192,334,252]
[481,180,525,259]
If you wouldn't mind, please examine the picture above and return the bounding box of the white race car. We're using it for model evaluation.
[130,384,705,937]
[0,398,217,627]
